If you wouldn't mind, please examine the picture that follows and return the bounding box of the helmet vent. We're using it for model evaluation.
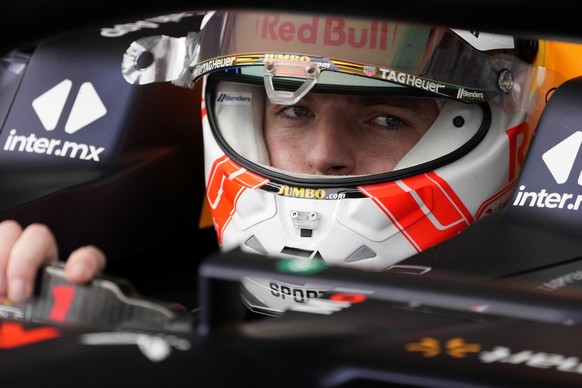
[281,246,313,258]
[453,116,465,128]
[345,245,377,263]
[244,236,268,255]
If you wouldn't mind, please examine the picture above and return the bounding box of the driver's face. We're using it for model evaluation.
[264,93,439,176]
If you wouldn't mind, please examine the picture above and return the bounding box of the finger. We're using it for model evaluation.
[0,220,24,296]
[64,245,107,284]
[7,223,59,304]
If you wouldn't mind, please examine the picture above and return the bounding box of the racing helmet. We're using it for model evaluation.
[183,10,550,270]
[122,10,556,313]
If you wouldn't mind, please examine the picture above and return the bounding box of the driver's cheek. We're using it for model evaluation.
[353,133,420,175]
[267,135,309,173]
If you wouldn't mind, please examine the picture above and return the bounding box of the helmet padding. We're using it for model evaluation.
[214,81,270,165]
[394,101,484,170]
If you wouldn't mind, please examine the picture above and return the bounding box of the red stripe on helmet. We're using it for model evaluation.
[206,155,269,245]
[359,172,472,252]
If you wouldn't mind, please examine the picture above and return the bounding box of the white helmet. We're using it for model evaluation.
[123,10,555,315]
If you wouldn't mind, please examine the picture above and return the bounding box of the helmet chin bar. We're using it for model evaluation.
[263,59,320,105]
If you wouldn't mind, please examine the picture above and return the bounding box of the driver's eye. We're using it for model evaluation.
[282,106,312,118]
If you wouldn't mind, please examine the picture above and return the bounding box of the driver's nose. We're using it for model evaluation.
[304,112,356,176]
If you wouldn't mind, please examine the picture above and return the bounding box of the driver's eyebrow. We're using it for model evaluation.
[351,95,430,111]
[281,93,434,114]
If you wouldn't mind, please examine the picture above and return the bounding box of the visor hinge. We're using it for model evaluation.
[264,60,320,105]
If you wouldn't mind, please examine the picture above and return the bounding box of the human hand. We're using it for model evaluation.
[0,220,106,304]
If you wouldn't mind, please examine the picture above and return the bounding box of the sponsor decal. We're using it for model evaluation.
[542,131,582,185]
[277,185,329,199]
[379,69,445,95]
[194,57,236,77]
[406,337,582,375]
[481,346,582,374]
[406,337,481,358]
[456,88,486,101]
[262,53,334,71]
[3,130,104,162]
[3,79,106,162]
[32,80,106,134]
[513,184,582,210]
[275,185,359,200]
[269,281,327,304]
[241,14,461,97]
[537,270,582,291]
[264,53,311,62]
[256,262,370,313]
[363,66,377,76]
[257,15,391,50]
[215,91,252,105]
[513,131,582,210]
[100,12,199,37]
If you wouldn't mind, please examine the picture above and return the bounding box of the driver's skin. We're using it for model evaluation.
[0,92,439,304]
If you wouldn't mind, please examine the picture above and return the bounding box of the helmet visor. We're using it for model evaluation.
[205,73,490,181]
[192,10,534,108]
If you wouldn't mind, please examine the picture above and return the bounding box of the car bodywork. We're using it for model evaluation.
[1,2,582,387]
